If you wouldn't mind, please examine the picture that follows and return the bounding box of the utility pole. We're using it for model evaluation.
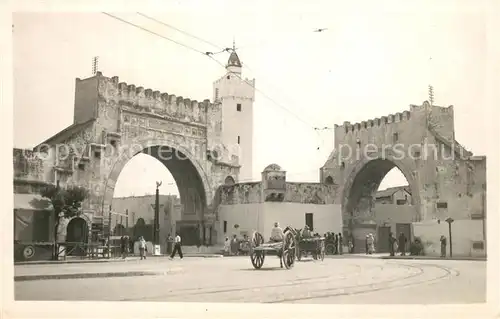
[445,217,454,257]
[92,56,99,75]
[428,85,434,105]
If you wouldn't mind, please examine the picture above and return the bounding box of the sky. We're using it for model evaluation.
[12,1,493,197]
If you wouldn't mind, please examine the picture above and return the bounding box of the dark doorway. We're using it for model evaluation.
[114,223,126,236]
[377,226,391,253]
[396,223,412,252]
[66,217,89,256]
[305,213,314,231]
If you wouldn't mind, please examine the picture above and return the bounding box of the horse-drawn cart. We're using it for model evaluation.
[296,235,325,261]
[249,227,297,270]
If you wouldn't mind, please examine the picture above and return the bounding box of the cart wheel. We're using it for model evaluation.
[325,243,335,255]
[251,250,265,269]
[282,231,296,269]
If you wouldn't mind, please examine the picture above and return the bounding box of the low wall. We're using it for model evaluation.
[412,219,485,257]
[262,203,342,239]
[217,202,342,245]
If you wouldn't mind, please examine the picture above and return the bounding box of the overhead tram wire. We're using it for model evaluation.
[135,13,333,143]
[136,12,225,52]
[102,12,206,55]
[134,12,322,130]
[103,12,320,134]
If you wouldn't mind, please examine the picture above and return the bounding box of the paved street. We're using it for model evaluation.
[15,256,485,303]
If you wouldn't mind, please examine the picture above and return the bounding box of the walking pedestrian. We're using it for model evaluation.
[138,236,146,260]
[170,232,183,259]
[120,235,129,259]
[440,235,447,257]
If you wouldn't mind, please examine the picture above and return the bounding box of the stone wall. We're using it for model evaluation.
[284,182,338,204]
[219,182,262,205]
[13,148,48,182]
[15,72,242,228]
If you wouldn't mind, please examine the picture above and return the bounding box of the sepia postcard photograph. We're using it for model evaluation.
[2,1,499,318]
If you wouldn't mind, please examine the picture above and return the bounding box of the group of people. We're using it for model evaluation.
[117,233,184,260]
[388,232,408,256]
[324,231,348,254]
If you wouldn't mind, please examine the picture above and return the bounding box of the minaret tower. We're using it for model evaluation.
[213,41,255,182]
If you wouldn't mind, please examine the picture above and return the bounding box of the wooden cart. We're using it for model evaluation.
[249,227,297,270]
[296,236,325,261]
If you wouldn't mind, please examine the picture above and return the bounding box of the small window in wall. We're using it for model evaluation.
[436,202,448,209]
[393,133,399,143]
[472,241,484,250]
[227,75,230,79]
[223,221,227,233]
[396,199,406,205]
[215,88,219,101]
[471,213,483,220]
[110,140,117,148]
[237,136,240,144]
[341,162,345,169]
[305,213,313,231]
[78,163,85,171]
[94,151,101,159]
[237,103,242,112]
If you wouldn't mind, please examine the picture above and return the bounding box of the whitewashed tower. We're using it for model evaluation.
[213,42,255,182]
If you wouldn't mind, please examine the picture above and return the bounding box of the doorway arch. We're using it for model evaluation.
[341,153,421,224]
[66,217,89,256]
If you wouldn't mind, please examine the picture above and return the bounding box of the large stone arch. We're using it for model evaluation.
[100,138,212,220]
[341,150,422,224]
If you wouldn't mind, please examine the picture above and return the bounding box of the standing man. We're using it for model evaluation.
[170,232,183,260]
[389,232,396,256]
[440,235,447,258]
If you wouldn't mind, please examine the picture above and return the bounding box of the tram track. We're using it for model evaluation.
[266,262,459,303]
[119,263,366,301]
[120,262,414,302]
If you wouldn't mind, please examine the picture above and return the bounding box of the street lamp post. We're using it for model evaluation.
[152,181,162,255]
[445,217,454,258]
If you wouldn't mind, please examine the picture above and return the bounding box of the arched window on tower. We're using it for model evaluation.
[224,176,235,186]
[325,176,334,185]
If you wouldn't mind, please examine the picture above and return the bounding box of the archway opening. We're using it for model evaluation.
[344,159,418,253]
[111,146,208,248]
[66,217,88,256]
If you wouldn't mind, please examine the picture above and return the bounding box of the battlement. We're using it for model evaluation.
[333,101,454,134]
[78,72,218,125]
[334,108,413,134]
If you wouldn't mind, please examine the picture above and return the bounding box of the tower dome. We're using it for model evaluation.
[227,51,242,68]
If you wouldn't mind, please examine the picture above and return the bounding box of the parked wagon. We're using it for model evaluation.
[249,227,297,270]
[296,235,325,261]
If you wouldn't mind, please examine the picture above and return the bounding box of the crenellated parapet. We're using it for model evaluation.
[334,109,413,134]
[84,72,216,126]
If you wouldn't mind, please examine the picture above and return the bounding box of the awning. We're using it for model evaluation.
[14,193,53,211]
